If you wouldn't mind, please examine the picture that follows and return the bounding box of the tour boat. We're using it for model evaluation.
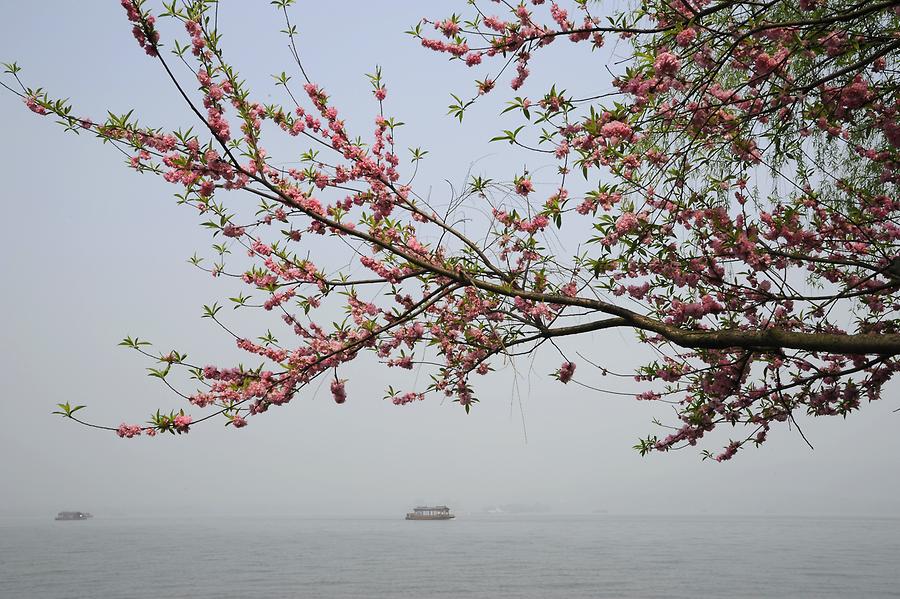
[405,506,455,520]
[54,511,93,521]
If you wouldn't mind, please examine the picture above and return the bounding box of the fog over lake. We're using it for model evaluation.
[1,2,898,522]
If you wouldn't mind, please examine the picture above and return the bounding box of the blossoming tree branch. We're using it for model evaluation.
[5,0,899,460]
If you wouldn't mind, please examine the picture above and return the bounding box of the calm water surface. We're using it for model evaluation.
[1,515,898,598]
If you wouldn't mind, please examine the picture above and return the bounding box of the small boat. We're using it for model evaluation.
[405,506,455,520]
[54,511,93,521]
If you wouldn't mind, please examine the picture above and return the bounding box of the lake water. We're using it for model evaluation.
[1,515,898,598]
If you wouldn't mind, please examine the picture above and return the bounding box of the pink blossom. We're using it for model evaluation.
[331,379,347,404]
[558,361,576,383]
[550,3,570,29]
[173,414,192,433]
[715,441,740,462]
[392,392,424,406]
[615,212,639,234]
[515,177,534,196]
[222,224,245,238]
[600,120,633,144]
[675,28,696,47]
[24,96,48,115]
[116,423,142,438]
[653,51,680,77]
[434,19,460,38]
[207,84,224,100]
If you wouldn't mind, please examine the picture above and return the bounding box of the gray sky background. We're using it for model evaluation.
[0,2,897,519]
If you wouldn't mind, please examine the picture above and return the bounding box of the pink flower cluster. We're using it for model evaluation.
[331,379,347,404]
[392,392,425,406]
[173,414,192,434]
[121,0,158,56]
[24,96,47,115]
[558,361,576,384]
[116,423,142,438]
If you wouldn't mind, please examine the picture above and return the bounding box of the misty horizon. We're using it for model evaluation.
[2,2,899,523]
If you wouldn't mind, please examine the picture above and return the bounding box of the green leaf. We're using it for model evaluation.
[202,303,222,318]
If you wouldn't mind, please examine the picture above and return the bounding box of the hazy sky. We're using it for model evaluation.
[1,2,897,519]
